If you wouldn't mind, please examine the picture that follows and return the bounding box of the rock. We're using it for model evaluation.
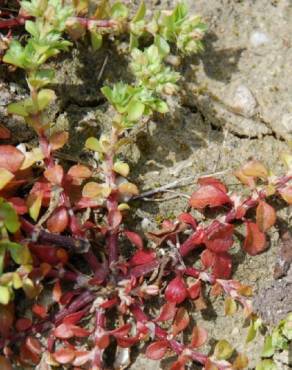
[226,84,258,118]
[250,31,270,47]
[184,0,292,140]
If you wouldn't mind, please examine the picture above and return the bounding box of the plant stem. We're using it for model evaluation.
[105,128,119,267]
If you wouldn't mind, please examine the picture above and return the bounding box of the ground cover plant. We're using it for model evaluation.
[0,1,291,369]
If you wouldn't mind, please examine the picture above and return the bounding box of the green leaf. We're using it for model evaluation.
[133,1,146,22]
[3,40,25,69]
[127,99,145,122]
[282,314,292,340]
[0,285,10,305]
[25,20,38,37]
[0,199,20,233]
[214,339,233,360]
[111,2,128,19]
[154,100,169,114]
[6,242,32,266]
[0,169,14,191]
[256,360,277,370]
[37,89,56,110]
[7,101,29,117]
[261,336,275,358]
[85,137,103,153]
[129,33,139,50]
[246,317,262,343]
[28,69,55,89]
[154,35,170,57]
[90,30,103,51]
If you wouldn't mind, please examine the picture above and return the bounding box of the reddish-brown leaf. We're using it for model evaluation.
[145,341,169,360]
[44,164,64,185]
[49,131,69,151]
[155,302,177,322]
[71,325,90,337]
[25,336,42,355]
[165,276,188,304]
[256,200,276,232]
[67,164,92,185]
[72,351,91,367]
[244,222,267,256]
[0,124,11,139]
[129,250,156,266]
[32,304,47,318]
[188,280,201,300]
[108,210,122,229]
[212,252,232,279]
[172,307,190,336]
[52,281,62,303]
[0,356,12,370]
[198,177,227,192]
[0,145,24,173]
[53,347,75,364]
[54,323,74,339]
[178,212,197,229]
[124,230,144,249]
[8,197,27,214]
[63,310,86,325]
[0,304,14,338]
[15,318,32,332]
[204,221,234,253]
[190,185,230,209]
[191,326,208,348]
[47,206,69,233]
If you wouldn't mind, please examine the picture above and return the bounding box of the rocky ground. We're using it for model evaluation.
[1,0,292,369]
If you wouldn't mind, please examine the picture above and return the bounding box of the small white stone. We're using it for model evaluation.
[250,31,270,47]
[231,85,258,118]
[281,113,292,134]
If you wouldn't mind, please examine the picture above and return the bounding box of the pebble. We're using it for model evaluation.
[231,84,258,118]
[250,30,270,47]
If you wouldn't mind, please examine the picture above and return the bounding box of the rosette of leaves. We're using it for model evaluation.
[256,313,292,370]
[3,0,73,133]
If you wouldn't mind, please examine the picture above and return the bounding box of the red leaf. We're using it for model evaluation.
[212,252,232,279]
[53,348,75,364]
[155,302,177,322]
[15,318,32,332]
[124,230,144,249]
[71,325,90,337]
[178,212,197,229]
[198,177,227,193]
[244,222,267,256]
[190,183,230,209]
[63,310,86,325]
[8,197,27,214]
[54,323,74,339]
[172,307,190,336]
[145,341,169,360]
[191,326,208,348]
[171,357,188,370]
[256,201,276,232]
[0,124,11,139]
[72,351,91,367]
[0,304,14,338]
[129,250,156,266]
[165,276,188,305]
[201,250,232,279]
[47,206,69,233]
[188,280,201,300]
[44,164,64,185]
[204,221,234,253]
[180,229,205,256]
[25,336,42,355]
[109,324,131,338]
[117,336,139,348]
[0,145,24,173]
[32,304,47,318]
